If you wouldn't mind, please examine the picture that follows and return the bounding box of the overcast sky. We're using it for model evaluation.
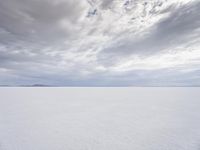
[0,0,200,86]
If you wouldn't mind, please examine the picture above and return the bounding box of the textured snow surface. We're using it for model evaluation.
[0,88,200,150]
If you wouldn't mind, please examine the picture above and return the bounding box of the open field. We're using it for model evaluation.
[0,88,200,150]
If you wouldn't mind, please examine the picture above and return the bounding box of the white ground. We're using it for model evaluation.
[0,88,200,150]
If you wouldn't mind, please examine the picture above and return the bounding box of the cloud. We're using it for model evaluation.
[101,0,114,9]
[0,0,200,86]
[98,1,200,64]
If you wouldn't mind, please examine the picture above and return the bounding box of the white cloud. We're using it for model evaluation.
[0,0,200,86]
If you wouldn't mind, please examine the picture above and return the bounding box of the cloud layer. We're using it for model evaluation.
[0,0,200,86]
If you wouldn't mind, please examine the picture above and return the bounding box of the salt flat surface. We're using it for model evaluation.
[0,88,200,150]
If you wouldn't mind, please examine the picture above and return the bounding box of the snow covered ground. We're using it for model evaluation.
[0,88,200,150]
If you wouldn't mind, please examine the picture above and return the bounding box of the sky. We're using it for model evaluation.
[0,0,200,86]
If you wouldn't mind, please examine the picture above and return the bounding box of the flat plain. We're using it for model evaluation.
[0,88,200,150]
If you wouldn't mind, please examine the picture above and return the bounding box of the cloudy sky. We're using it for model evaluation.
[0,0,200,86]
